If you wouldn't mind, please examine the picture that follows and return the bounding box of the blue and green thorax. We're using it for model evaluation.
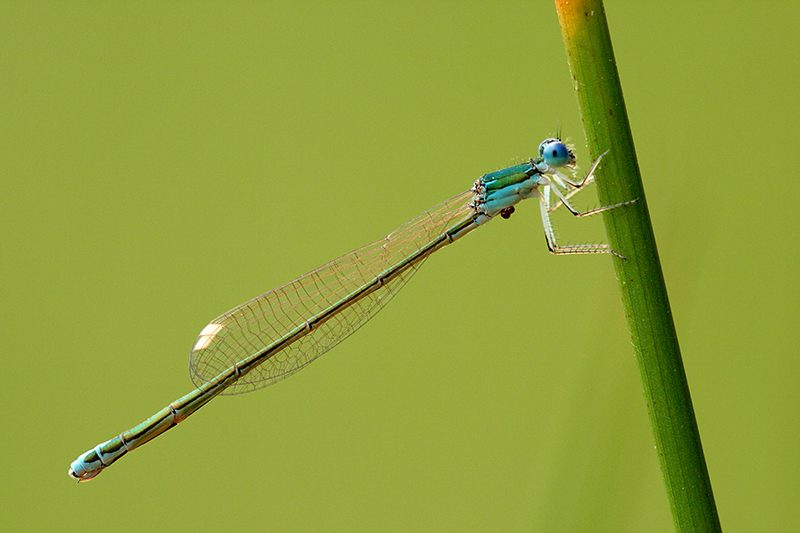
[470,157,550,220]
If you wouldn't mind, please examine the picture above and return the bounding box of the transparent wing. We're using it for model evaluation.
[189,190,475,394]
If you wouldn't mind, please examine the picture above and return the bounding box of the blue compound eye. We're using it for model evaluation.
[539,139,571,168]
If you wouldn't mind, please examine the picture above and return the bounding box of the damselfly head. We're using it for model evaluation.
[538,138,576,169]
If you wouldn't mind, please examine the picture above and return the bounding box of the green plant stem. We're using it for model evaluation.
[553,1,721,531]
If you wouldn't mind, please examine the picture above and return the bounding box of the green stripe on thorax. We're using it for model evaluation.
[481,160,540,192]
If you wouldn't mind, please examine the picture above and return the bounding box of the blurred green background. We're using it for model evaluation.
[2,2,797,531]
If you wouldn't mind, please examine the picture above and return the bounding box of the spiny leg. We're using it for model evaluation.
[545,149,637,218]
[538,181,635,259]
[550,182,637,218]
[549,174,636,217]
[549,173,594,214]
[552,148,609,189]
[548,149,608,214]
